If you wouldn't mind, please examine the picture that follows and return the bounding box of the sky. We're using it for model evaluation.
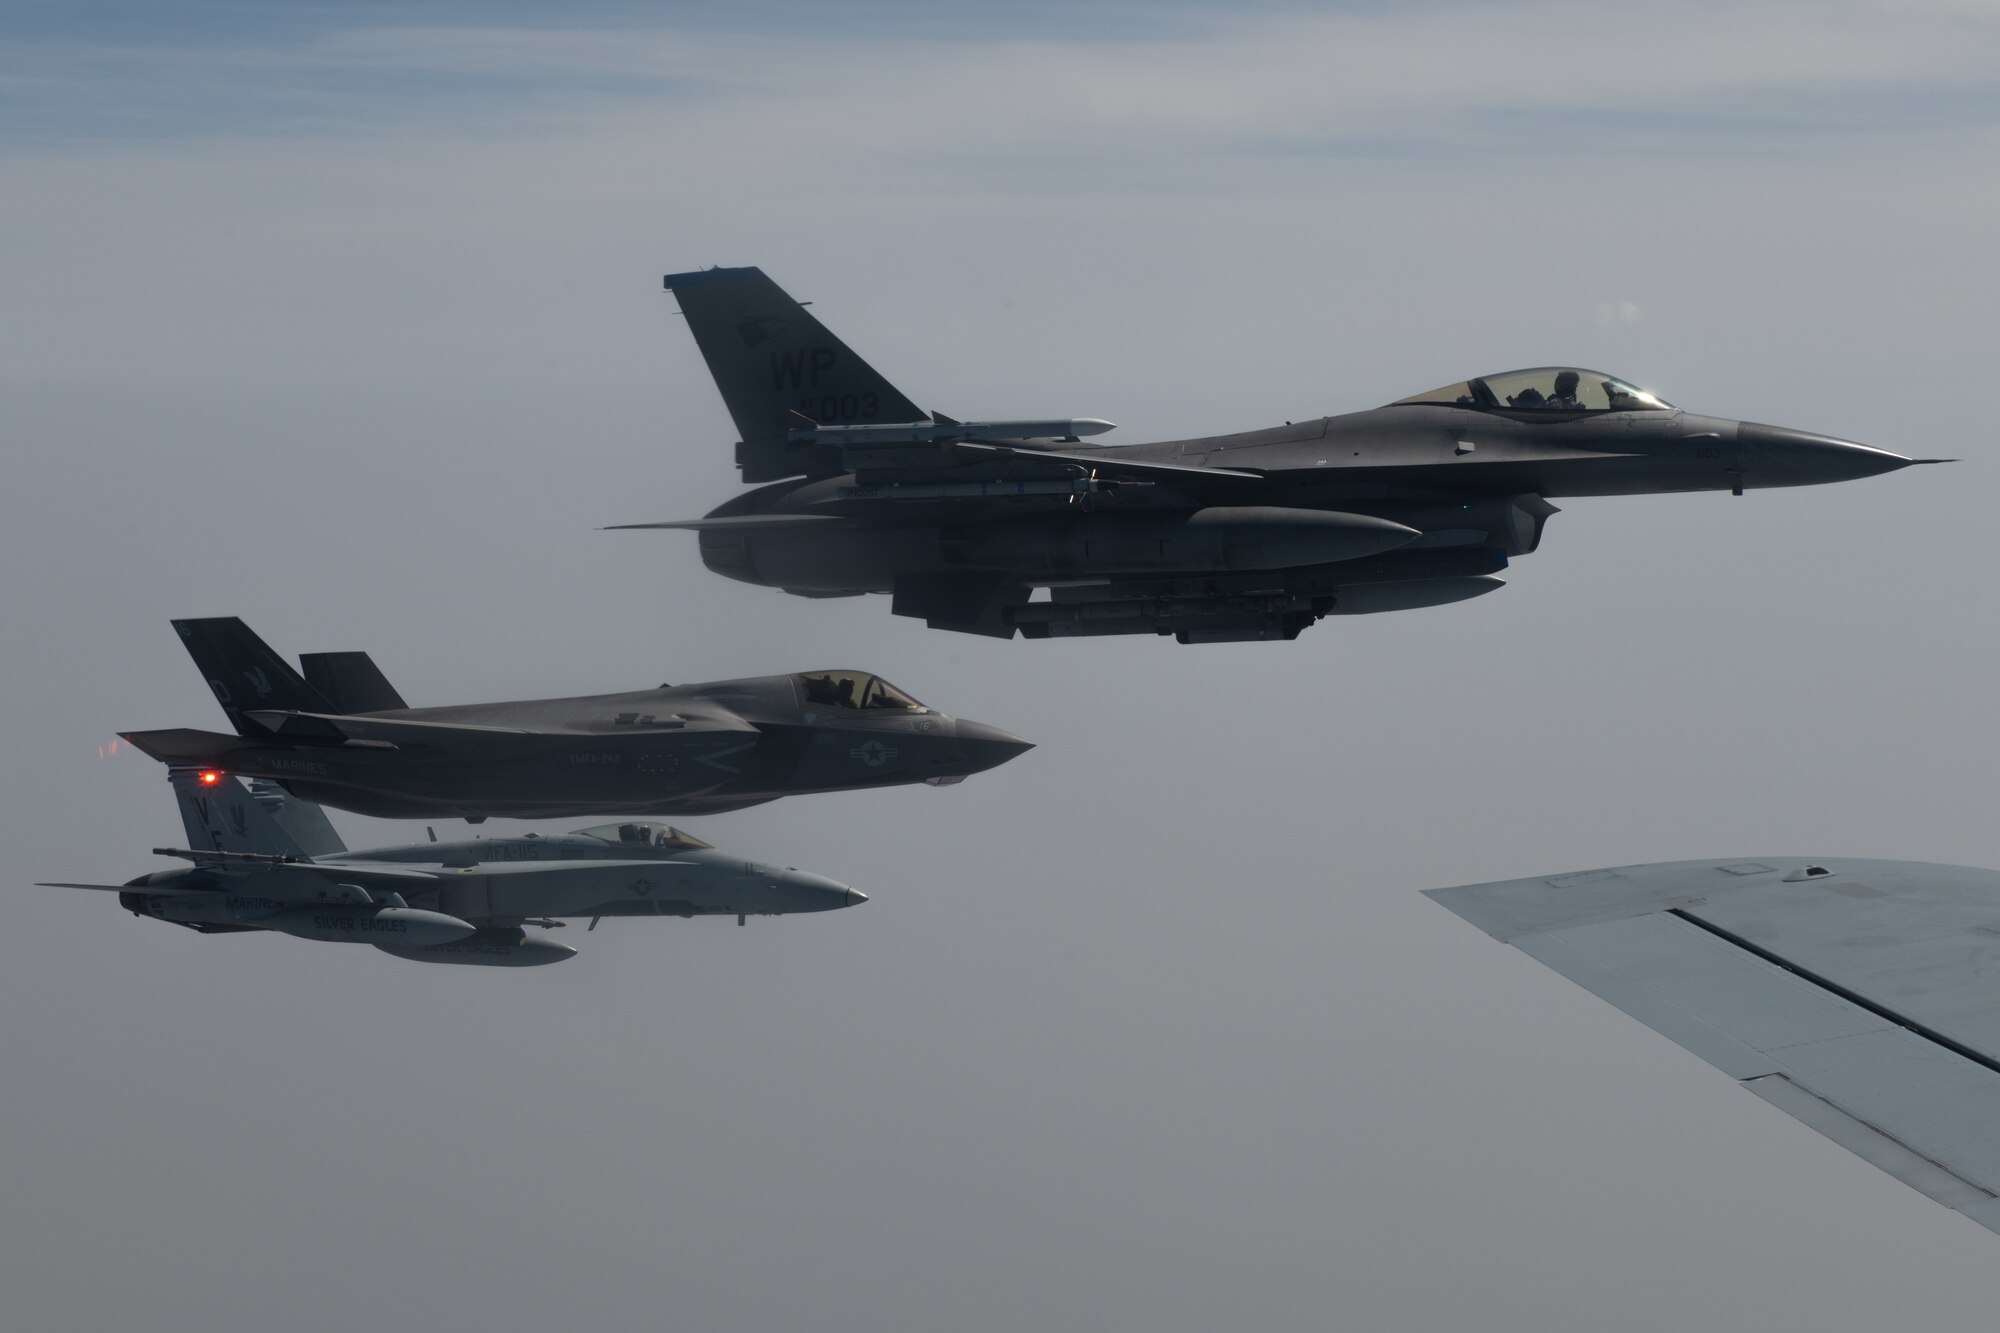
[4,2,2000,1329]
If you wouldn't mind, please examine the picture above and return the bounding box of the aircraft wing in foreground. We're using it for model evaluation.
[1428,857,2000,1237]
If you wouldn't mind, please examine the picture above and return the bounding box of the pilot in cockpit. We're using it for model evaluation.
[1544,370,1584,409]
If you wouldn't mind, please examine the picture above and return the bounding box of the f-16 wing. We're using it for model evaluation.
[945,441,1264,484]
[1428,857,2000,1238]
[604,448,1265,533]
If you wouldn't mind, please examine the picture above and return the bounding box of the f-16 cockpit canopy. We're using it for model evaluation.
[1390,368,1674,413]
[794,670,927,711]
[574,821,713,850]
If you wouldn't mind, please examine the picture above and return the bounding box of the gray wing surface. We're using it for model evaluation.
[1426,857,2000,1237]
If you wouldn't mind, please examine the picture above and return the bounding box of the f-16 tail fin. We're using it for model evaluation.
[168,768,344,858]
[663,266,925,482]
[171,618,336,737]
[301,651,407,713]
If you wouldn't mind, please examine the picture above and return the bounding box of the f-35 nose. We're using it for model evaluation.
[952,719,1035,774]
[1736,421,1916,486]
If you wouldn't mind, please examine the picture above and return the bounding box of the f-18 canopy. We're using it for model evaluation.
[574,821,712,849]
[1389,368,1675,413]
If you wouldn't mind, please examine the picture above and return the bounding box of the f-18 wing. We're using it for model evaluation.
[150,846,442,883]
[1428,857,2000,1238]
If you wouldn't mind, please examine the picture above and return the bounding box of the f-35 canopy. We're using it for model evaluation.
[794,671,926,711]
[1390,368,1675,413]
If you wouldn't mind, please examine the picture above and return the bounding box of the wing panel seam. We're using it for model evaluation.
[1668,908,2000,1080]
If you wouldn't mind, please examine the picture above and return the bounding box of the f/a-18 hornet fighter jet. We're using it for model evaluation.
[40,770,865,967]
[120,618,1030,821]
[622,267,1940,644]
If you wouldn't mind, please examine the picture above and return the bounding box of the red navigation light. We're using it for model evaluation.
[198,770,223,786]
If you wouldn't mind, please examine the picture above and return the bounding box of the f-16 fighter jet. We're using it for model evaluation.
[626,267,1940,643]
[120,618,1030,821]
[1429,857,2000,1240]
[40,770,865,967]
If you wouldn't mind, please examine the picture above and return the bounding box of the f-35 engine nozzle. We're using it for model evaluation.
[941,507,1420,576]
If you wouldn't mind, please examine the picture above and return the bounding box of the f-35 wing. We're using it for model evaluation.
[1428,857,2000,1238]
[241,711,533,747]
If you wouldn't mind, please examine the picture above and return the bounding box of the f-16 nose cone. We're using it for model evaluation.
[1737,422,1914,486]
[953,719,1035,774]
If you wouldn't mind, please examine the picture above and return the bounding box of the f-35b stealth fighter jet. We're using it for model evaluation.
[121,618,1030,821]
[41,770,864,967]
[626,266,1937,644]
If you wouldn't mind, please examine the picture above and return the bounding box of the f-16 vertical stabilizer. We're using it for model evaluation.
[664,266,925,483]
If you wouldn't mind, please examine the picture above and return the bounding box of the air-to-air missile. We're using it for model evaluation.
[118,618,1030,823]
[623,266,1944,643]
[40,770,866,967]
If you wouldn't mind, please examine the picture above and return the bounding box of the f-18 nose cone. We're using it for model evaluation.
[1737,422,1915,486]
[953,719,1035,774]
[846,888,869,906]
